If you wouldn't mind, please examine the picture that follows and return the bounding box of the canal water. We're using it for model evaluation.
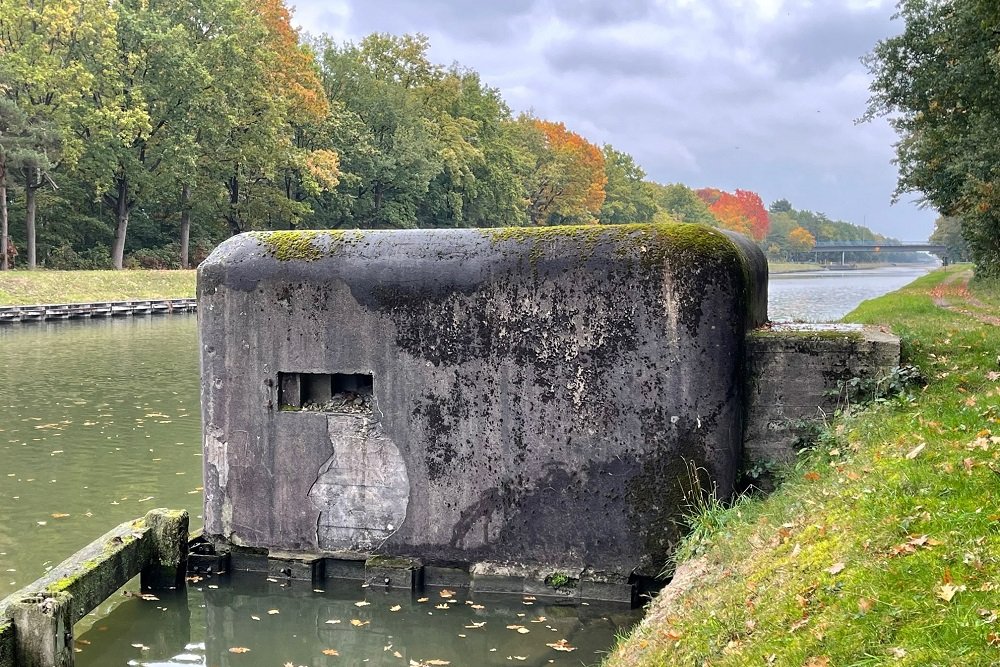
[0,265,931,664]
[769,265,932,322]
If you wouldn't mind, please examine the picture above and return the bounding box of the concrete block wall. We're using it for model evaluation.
[744,326,901,467]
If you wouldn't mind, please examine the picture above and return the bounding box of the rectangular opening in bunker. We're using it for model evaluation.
[278,372,374,412]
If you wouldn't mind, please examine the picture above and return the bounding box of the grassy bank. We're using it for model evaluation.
[0,270,196,305]
[767,261,824,274]
[609,266,1000,666]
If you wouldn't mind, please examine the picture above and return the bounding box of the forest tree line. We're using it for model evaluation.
[0,0,916,271]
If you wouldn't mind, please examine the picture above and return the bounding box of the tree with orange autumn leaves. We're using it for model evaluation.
[2,5,898,268]
[516,117,607,226]
[696,188,770,240]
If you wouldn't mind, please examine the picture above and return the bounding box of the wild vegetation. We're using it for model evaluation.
[608,266,1000,665]
[865,0,1000,278]
[0,0,918,272]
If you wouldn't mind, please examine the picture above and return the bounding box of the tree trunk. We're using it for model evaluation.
[25,167,38,269]
[179,184,191,269]
[1,166,8,272]
[111,178,130,270]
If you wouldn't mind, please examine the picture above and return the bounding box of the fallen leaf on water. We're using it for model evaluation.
[322,649,339,656]
[51,513,70,519]
[228,647,250,653]
[417,597,429,603]
[546,639,576,652]
[351,619,370,627]
[355,600,371,607]
[250,615,260,621]
[390,605,402,612]
[465,622,486,629]
[324,619,341,624]
[435,603,450,609]
[470,604,484,610]
[439,589,455,598]
[267,609,280,615]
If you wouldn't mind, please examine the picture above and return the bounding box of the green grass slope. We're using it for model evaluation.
[0,270,196,305]
[609,266,1000,666]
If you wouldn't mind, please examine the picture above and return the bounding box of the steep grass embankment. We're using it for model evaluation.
[0,270,196,305]
[609,266,1000,666]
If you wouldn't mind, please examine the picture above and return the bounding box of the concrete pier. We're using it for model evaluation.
[0,509,189,667]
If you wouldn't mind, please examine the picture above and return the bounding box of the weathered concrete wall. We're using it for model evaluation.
[0,509,188,667]
[199,223,767,581]
[744,325,901,466]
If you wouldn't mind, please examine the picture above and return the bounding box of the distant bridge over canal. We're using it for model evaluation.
[811,241,946,253]
[810,241,949,265]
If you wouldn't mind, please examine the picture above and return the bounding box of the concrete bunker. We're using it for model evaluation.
[198,223,768,599]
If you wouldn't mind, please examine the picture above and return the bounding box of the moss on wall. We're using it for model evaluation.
[248,230,366,262]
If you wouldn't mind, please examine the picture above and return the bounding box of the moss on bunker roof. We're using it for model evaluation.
[248,229,366,262]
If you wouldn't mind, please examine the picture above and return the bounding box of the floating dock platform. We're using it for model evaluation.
[0,298,197,323]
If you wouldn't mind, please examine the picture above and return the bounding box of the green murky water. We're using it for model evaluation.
[1,315,639,665]
[74,575,637,666]
[0,316,204,598]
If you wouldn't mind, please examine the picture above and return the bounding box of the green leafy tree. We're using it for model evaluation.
[929,215,970,262]
[648,182,718,226]
[864,0,1000,276]
[598,145,657,225]
[0,0,115,267]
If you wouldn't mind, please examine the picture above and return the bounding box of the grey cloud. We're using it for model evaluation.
[764,6,896,80]
[292,0,937,239]
[543,37,678,78]
[547,0,655,26]
[344,0,536,43]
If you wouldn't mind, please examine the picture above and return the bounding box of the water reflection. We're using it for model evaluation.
[75,575,640,667]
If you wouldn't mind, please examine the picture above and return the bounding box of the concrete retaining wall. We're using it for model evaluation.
[0,509,188,667]
[198,223,768,585]
[744,325,901,467]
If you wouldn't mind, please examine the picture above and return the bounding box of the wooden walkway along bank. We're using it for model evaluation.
[0,298,197,323]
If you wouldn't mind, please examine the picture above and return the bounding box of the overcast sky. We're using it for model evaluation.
[290,0,936,240]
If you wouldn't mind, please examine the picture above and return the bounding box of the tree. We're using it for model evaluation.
[514,117,606,226]
[648,183,718,226]
[0,0,115,267]
[598,145,657,225]
[769,198,793,214]
[929,215,970,262]
[697,188,770,240]
[864,0,1000,276]
[788,226,816,253]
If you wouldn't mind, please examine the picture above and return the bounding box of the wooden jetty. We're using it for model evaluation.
[0,298,196,324]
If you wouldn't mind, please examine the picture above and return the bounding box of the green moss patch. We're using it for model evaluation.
[248,230,366,262]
